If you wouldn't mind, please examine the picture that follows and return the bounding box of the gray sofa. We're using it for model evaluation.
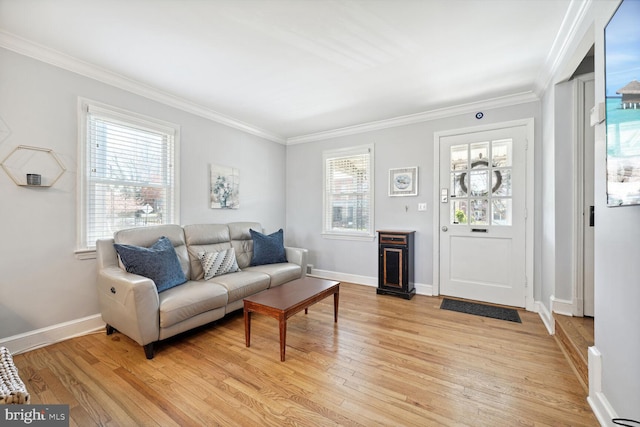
[96,222,308,359]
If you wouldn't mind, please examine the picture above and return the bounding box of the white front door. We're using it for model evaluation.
[439,125,527,307]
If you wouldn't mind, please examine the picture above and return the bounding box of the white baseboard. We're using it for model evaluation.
[551,295,574,316]
[414,283,434,296]
[309,269,433,296]
[309,269,377,287]
[588,346,618,426]
[536,300,555,334]
[0,314,105,355]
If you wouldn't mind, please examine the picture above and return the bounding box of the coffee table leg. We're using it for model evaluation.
[244,309,251,347]
[334,290,339,323]
[279,315,287,362]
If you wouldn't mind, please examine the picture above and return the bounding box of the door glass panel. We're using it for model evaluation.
[448,138,514,228]
[451,172,467,197]
[470,142,489,168]
[492,169,511,196]
[451,200,468,224]
[450,144,468,171]
[492,139,512,167]
[469,170,489,196]
[470,199,489,224]
[492,199,512,225]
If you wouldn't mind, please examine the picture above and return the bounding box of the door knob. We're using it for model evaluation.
[441,226,448,232]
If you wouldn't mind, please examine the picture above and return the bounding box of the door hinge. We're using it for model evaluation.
[524,277,528,288]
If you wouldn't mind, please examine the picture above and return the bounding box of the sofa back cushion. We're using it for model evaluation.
[114,224,190,280]
[114,236,188,293]
[228,222,262,269]
[184,224,233,280]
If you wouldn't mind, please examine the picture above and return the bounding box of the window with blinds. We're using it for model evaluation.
[78,100,180,250]
[323,145,374,239]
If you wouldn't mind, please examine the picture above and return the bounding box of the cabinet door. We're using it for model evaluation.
[380,246,405,288]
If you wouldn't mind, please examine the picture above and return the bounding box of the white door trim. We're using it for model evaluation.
[433,118,535,311]
[574,76,585,317]
[573,73,595,317]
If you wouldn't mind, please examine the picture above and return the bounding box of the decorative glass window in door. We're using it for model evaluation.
[449,139,513,226]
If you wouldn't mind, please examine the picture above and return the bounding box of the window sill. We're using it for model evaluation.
[321,233,375,242]
[75,249,96,260]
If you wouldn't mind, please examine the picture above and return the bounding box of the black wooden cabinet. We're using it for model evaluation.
[376,230,415,299]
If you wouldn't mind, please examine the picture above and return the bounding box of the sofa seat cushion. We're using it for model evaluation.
[207,271,270,303]
[242,263,302,288]
[158,281,228,328]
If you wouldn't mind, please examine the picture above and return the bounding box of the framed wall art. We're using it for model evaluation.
[605,0,640,206]
[210,164,239,209]
[389,166,418,197]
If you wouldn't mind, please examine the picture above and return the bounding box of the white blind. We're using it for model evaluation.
[323,145,373,237]
[82,104,178,249]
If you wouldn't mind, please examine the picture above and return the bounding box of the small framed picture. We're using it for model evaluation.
[389,167,418,197]
[210,164,240,209]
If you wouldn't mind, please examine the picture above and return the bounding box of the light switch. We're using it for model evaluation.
[418,203,427,211]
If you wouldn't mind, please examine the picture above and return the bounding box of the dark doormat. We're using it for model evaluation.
[440,298,522,323]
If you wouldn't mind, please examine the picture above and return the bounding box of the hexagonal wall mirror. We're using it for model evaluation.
[1,145,66,187]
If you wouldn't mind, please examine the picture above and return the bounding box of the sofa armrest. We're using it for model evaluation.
[285,247,308,277]
[97,266,160,346]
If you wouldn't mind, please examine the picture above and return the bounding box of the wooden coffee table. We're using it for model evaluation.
[243,277,340,361]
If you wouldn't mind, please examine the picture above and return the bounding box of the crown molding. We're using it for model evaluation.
[286,91,539,145]
[0,30,286,144]
[289,0,591,146]
[533,0,592,97]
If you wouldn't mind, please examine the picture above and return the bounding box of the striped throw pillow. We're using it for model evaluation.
[198,248,240,280]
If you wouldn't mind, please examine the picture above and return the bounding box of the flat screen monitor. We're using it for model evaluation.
[605,0,640,206]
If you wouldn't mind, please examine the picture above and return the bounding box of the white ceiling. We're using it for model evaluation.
[0,0,576,143]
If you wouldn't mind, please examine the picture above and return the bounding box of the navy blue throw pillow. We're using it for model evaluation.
[250,228,287,266]
[114,236,187,293]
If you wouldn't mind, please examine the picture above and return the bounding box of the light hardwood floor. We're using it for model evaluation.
[12,282,597,426]
[554,314,595,392]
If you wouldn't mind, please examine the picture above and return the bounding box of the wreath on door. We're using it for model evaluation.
[459,159,502,196]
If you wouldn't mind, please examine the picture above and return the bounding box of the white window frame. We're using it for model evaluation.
[76,98,180,257]
[322,144,374,241]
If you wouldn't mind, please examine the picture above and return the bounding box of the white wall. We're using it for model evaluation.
[540,22,595,319]
[0,47,287,345]
[540,88,557,311]
[540,0,640,422]
[591,1,640,421]
[286,102,540,292]
[554,79,578,303]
